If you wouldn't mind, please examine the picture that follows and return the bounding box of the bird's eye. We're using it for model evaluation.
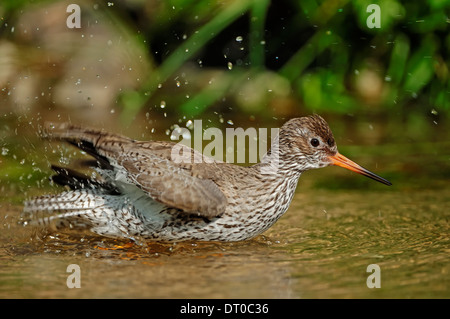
[310,138,320,147]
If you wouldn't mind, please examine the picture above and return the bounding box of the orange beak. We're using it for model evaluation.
[329,152,392,186]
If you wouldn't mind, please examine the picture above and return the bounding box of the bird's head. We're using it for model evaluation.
[278,115,391,186]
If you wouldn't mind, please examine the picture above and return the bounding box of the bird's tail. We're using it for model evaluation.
[23,189,147,239]
[22,162,121,228]
[23,190,106,231]
[23,178,148,239]
[22,124,147,239]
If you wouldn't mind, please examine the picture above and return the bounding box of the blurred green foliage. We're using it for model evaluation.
[128,0,449,120]
[1,0,449,121]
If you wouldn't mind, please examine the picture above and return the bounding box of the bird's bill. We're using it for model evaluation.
[329,152,392,186]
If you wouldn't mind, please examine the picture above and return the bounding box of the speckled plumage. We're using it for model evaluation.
[23,115,390,241]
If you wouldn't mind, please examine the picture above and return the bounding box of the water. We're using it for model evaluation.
[1,186,449,298]
[0,117,449,298]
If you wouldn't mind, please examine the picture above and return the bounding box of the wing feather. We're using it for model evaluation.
[44,122,228,217]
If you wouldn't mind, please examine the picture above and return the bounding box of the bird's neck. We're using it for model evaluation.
[241,151,302,236]
[253,137,304,183]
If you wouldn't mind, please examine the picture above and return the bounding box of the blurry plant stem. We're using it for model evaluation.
[279,30,337,82]
[249,0,270,69]
[179,0,270,117]
[120,0,256,123]
[386,33,410,85]
[179,71,249,116]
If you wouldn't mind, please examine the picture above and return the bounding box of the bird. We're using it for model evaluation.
[23,115,391,242]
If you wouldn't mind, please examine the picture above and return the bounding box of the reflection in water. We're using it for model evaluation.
[1,217,296,298]
[1,180,449,298]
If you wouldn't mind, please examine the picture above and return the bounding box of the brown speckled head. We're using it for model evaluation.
[277,114,338,169]
[277,115,391,185]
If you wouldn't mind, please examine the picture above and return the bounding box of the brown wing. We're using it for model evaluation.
[44,122,228,217]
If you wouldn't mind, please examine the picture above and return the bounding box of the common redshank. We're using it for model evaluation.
[24,115,391,241]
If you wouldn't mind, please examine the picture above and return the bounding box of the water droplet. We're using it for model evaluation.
[186,120,194,130]
[59,157,69,165]
[170,126,182,140]
[384,75,392,82]
[235,36,243,42]
[1,147,9,156]
[431,109,438,115]
[160,101,166,109]
[227,120,234,125]
[227,62,233,70]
